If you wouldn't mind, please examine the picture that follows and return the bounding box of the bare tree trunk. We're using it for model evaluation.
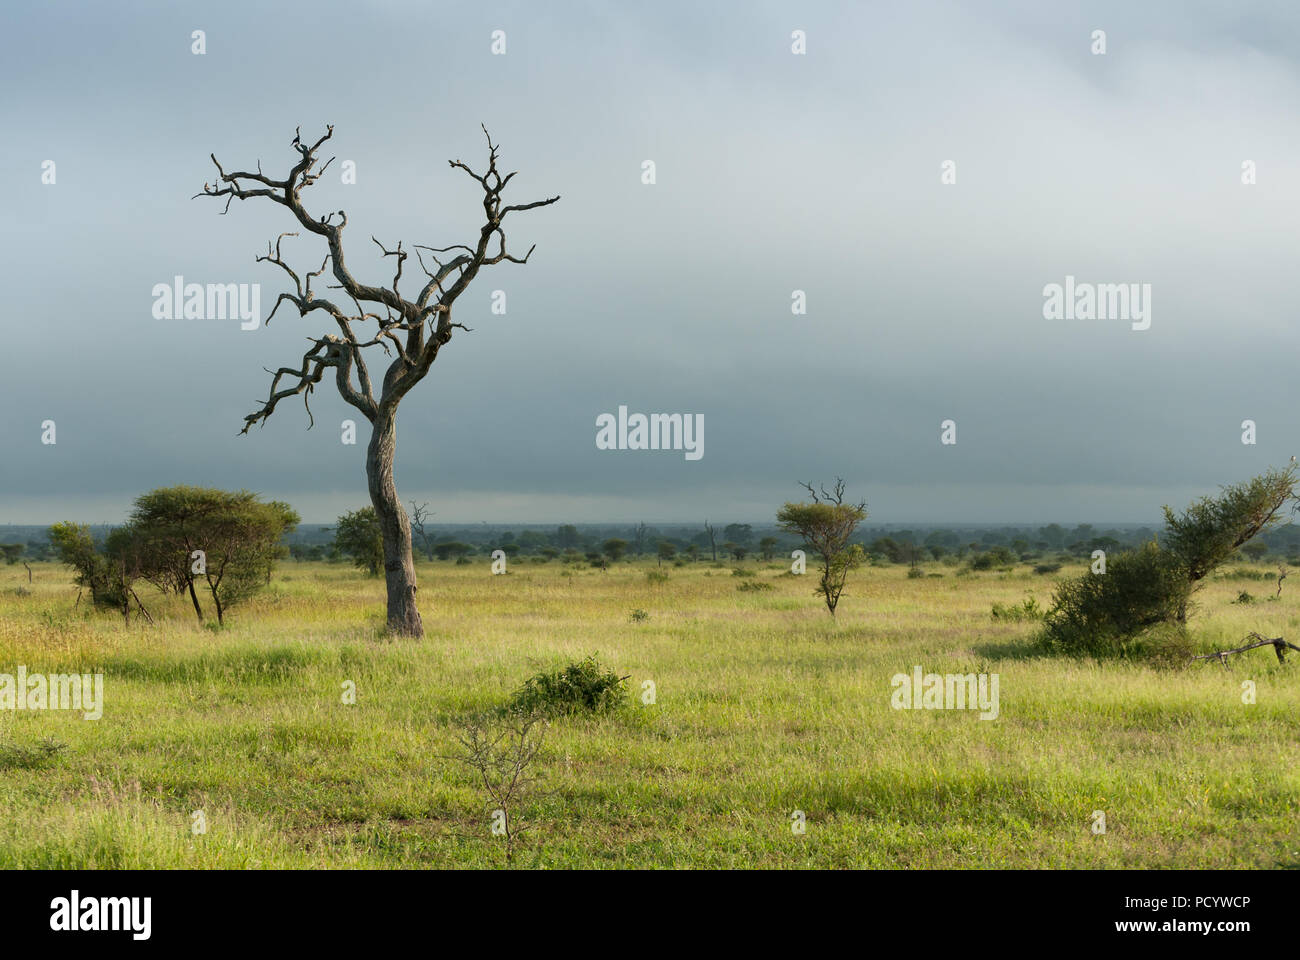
[205,564,226,626]
[186,578,205,623]
[368,415,423,637]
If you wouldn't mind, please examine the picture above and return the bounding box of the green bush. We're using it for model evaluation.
[1038,542,1190,657]
[737,580,772,592]
[645,570,669,584]
[1137,622,1195,668]
[991,595,1043,621]
[971,546,1016,571]
[906,567,925,579]
[507,656,629,718]
[1033,562,1062,575]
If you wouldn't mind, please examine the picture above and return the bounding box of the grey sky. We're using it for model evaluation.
[2,1,1298,524]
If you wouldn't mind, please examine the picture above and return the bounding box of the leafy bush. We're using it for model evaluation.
[628,608,648,622]
[906,567,925,579]
[991,595,1043,621]
[737,580,772,592]
[507,656,629,718]
[1233,591,1255,605]
[1038,542,1190,657]
[971,546,1017,571]
[333,507,383,575]
[1137,623,1195,668]
[1038,466,1299,658]
[644,570,669,584]
[731,567,755,578]
[1033,562,1062,575]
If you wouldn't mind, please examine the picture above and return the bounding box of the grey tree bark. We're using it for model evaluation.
[368,414,421,636]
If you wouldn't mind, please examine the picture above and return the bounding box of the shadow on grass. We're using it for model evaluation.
[970,638,1054,662]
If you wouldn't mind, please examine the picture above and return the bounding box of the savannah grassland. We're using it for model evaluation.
[0,555,1296,869]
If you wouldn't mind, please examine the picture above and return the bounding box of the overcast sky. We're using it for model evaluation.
[2,1,1298,525]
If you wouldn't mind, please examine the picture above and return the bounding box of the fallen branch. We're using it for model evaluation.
[1191,632,1300,667]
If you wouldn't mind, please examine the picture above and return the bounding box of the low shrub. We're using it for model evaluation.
[1137,623,1195,668]
[991,595,1043,621]
[507,656,629,718]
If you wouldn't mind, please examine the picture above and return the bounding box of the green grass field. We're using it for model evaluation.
[0,557,1296,868]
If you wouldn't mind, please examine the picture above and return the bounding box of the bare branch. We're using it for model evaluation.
[196,125,558,430]
[1191,632,1300,666]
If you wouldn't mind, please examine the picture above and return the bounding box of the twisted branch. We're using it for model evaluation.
[195,124,559,432]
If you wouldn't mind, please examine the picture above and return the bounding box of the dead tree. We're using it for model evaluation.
[409,500,434,561]
[1191,632,1300,666]
[196,125,559,636]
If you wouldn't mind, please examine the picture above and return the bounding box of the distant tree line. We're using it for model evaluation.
[18,498,1300,590]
